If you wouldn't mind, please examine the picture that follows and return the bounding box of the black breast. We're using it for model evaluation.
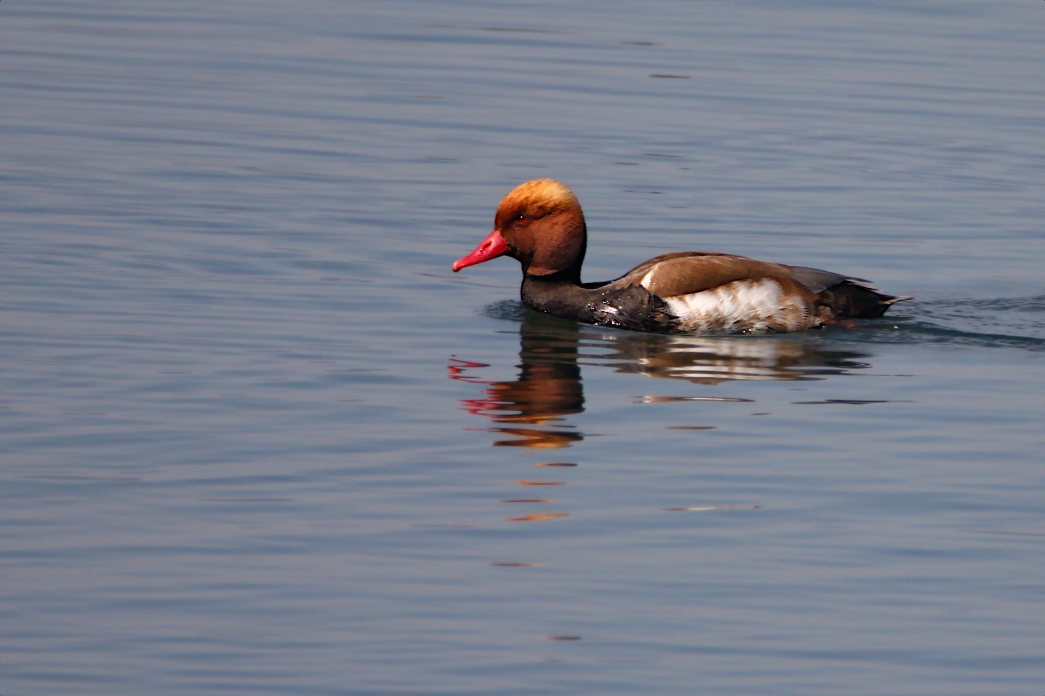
[521,275,679,333]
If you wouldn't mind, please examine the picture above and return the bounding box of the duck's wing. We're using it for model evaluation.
[785,265,854,293]
[609,252,800,298]
[598,252,907,324]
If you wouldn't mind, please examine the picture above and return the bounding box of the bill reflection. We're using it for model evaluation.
[449,317,585,449]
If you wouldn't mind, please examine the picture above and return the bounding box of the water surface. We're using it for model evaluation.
[2,1,1043,694]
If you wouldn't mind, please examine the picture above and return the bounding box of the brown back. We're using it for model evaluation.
[616,252,798,298]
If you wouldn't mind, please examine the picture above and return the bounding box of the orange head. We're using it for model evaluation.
[453,179,587,281]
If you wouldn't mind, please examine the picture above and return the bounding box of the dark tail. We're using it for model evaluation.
[816,281,911,319]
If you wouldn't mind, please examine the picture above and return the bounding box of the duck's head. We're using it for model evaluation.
[453,179,587,280]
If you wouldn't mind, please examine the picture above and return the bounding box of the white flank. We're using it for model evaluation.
[663,278,813,333]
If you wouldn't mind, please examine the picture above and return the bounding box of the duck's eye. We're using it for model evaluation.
[516,214,527,222]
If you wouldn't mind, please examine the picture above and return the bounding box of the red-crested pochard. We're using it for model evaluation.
[453,179,908,334]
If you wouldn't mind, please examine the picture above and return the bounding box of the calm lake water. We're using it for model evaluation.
[2,1,1043,694]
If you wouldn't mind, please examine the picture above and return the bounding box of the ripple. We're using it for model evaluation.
[482,299,530,323]
[869,297,1045,352]
[505,512,569,522]
[485,296,1045,352]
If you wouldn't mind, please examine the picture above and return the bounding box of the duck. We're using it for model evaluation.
[453,179,908,334]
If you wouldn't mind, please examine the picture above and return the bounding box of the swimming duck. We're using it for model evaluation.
[453,179,907,334]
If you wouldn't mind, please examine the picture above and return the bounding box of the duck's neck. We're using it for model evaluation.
[521,271,594,320]
[521,272,677,334]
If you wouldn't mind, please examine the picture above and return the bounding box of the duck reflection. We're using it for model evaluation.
[449,315,585,449]
[595,325,873,384]
[449,307,875,448]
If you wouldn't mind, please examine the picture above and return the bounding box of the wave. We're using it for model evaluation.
[484,295,1045,353]
[856,297,1045,352]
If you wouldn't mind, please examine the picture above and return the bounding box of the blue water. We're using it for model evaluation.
[2,1,1043,694]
